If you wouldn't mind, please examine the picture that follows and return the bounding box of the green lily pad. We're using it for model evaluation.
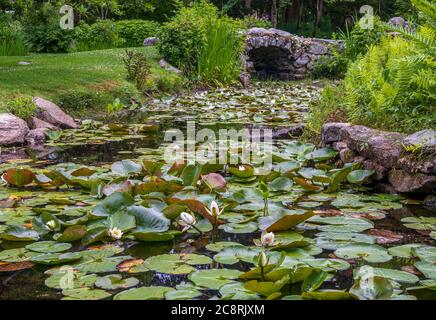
[26,241,72,253]
[95,274,140,290]
[62,288,111,300]
[219,222,258,234]
[142,254,212,275]
[415,262,436,280]
[164,286,202,300]
[335,243,392,263]
[114,286,174,300]
[355,266,419,284]
[111,160,142,176]
[92,192,134,217]
[388,244,424,258]
[45,271,98,290]
[244,275,289,297]
[31,252,82,266]
[219,282,260,300]
[214,246,262,265]
[1,226,40,242]
[55,225,87,242]
[347,170,375,184]
[302,290,358,300]
[189,269,243,290]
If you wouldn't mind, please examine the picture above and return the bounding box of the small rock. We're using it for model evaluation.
[321,122,351,144]
[33,97,77,129]
[397,154,436,175]
[0,113,30,146]
[273,125,305,139]
[403,129,436,154]
[25,128,47,146]
[246,28,272,37]
[388,17,410,29]
[158,59,181,74]
[388,169,436,193]
[30,117,59,130]
[143,37,159,46]
[424,195,436,208]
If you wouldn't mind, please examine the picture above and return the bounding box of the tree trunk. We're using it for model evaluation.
[245,0,252,14]
[271,0,278,28]
[313,0,324,37]
[286,0,303,27]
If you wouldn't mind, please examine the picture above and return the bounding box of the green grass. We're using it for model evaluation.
[0,47,183,117]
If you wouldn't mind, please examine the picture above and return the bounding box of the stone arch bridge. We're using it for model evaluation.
[244,28,343,80]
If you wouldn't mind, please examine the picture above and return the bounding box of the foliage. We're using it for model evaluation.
[0,95,36,121]
[123,50,151,91]
[157,1,217,72]
[115,19,160,47]
[196,17,244,85]
[341,16,387,61]
[0,13,27,56]
[72,20,121,52]
[22,1,74,53]
[158,0,243,84]
[56,90,108,113]
[307,0,436,135]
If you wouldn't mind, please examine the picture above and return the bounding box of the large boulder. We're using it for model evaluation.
[0,113,30,146]
[388,169,436,193]
[340,125,405,168]
[402,129,436,154]
[33,97,77,129]
[322,122,351,144]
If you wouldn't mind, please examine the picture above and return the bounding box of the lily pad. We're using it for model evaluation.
[95,274,140,290]
[26,241,72,253]
[189,269,243,290]
[142,254,212,275]
[335,243,392,263]
[114,286,174,300]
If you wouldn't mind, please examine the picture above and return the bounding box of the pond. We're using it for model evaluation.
[0,81,435,300]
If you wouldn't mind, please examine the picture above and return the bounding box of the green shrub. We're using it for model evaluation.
[72,20,121,52]
[341,16,387,60]
[55,90,107,112]
[158,1,217,71]
[238,14,272,29]
[0,14,27,56]
[158,0,243,84]
[312,50,349,79]
[116,20,160,47]
[22,2,74,53]
[196,17,244,85]
[0,96,37,121]
[123,50,150,91]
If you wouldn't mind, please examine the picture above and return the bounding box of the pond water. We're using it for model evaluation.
[0,82,435,300]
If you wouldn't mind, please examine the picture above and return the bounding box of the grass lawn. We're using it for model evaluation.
[0,47,182,117]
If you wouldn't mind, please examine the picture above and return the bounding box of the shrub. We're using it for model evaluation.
[158,1,217,71]
[158,0,243,84]
[55,90,107,112]
[123,50,150,91]
[312,50,349,79]
[0,96,37,121]
[0,14,27,56]
[196,17,244,85]
[341,16,387,60]
[115,20,160,47]
[22,2,74,53]
[72,20,121,52]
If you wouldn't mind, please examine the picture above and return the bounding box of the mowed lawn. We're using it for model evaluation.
[0,47,176,101]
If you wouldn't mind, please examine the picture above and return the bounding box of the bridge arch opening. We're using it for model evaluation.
[248,46,293,80]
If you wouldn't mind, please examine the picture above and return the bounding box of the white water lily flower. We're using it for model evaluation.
[238,165,246,172]
[178,212,197,232]
[205,200,224,218]
[108,227,123,240]
[261,231,276,247]
[46,220,56,231]
[258,252,269,268]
